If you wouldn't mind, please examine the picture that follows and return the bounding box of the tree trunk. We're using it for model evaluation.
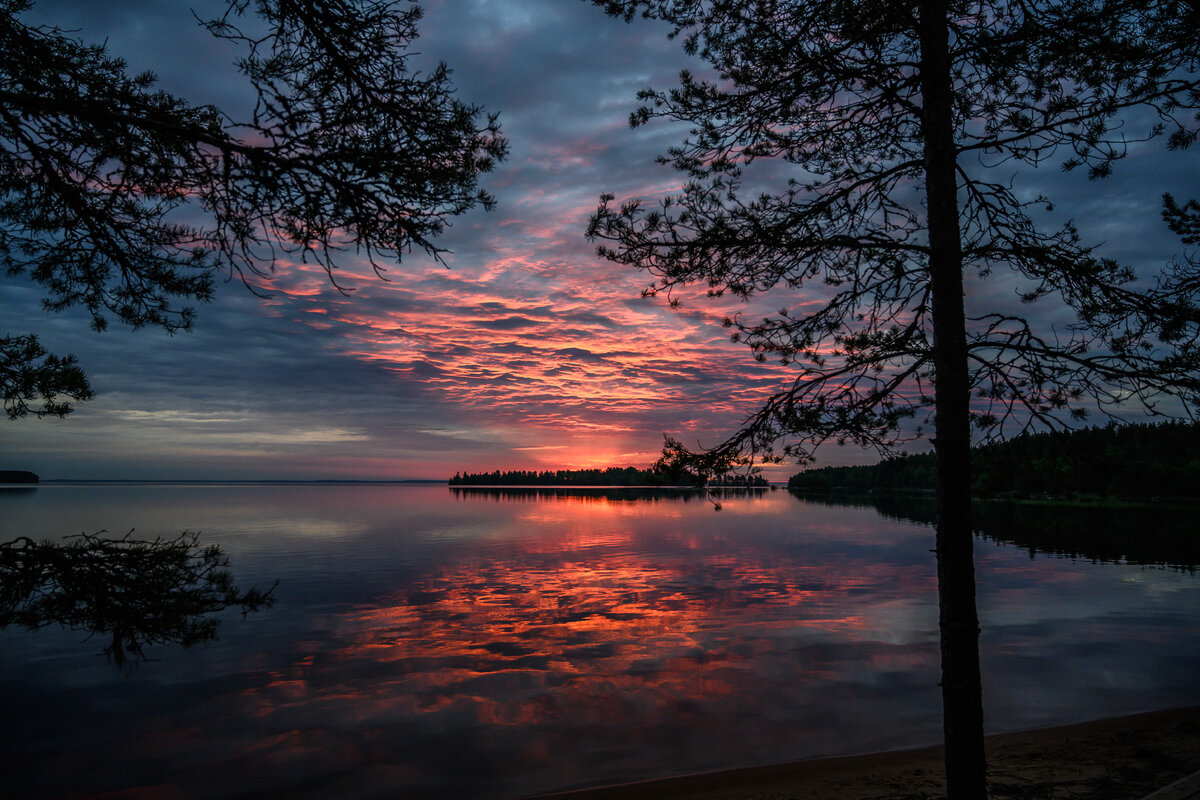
[917,2,989,798]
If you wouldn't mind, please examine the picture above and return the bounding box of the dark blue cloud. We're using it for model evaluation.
[2,1,1196,480]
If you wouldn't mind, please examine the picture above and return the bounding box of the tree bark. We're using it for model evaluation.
[917,2,988,798]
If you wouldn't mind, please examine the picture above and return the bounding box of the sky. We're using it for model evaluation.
[2,0,1197,481]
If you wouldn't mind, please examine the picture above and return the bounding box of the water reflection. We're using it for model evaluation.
[1,484,1197,799]
[795,491,1200,570]
[0,530,274,667]
[449,485,770,503]
[228,495,943,797]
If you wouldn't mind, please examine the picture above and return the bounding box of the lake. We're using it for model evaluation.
[1,483,1197,799]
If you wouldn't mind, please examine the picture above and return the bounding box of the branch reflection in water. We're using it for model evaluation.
[0,529,276,667]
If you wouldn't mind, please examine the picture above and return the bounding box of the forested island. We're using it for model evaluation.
[787,421,1200,500]
[449,466,769,487]
[0,470,38,484]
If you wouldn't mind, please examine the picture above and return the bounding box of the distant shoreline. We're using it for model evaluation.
[22,478,447,485]
[6,480,778,487]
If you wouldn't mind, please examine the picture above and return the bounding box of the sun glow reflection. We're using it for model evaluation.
[237,496,941,772]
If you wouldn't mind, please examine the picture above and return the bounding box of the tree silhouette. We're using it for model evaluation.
[1,0,502,665]
[0,333,92,419]
[0,0,507,417]
[0,530,275,668]
[587,1,1200,797]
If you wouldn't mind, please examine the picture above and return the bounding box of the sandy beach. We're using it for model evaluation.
[529,706,1200,800]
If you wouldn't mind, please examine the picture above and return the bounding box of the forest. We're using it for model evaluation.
[787,422,1200,499]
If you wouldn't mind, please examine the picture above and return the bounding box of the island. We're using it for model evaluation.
[0,470,39,484]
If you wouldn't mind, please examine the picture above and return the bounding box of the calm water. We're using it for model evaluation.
[1,483,1197,799]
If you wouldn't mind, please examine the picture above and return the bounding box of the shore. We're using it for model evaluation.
[528,706,1200,800]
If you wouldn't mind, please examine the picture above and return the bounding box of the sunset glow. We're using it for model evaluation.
[1,0,1194,484]
[3,4,1200,800]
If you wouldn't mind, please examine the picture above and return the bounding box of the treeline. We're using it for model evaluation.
[449,466,769,487]
[787,421,1200,499]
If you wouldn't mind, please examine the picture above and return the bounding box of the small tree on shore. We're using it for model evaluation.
[587,1,1200,797]
[1,0,506,418]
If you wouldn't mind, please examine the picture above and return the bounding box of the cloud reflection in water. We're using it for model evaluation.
[232,491,944,797]
[3,485,1197,800]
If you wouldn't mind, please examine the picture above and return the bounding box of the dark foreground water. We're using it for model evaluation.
[1,483,1197,799]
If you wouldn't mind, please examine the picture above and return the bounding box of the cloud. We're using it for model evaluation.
[2,1,1195,480]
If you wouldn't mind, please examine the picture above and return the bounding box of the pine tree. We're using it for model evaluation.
[588,2,1200,796]
[1,0,506,418]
